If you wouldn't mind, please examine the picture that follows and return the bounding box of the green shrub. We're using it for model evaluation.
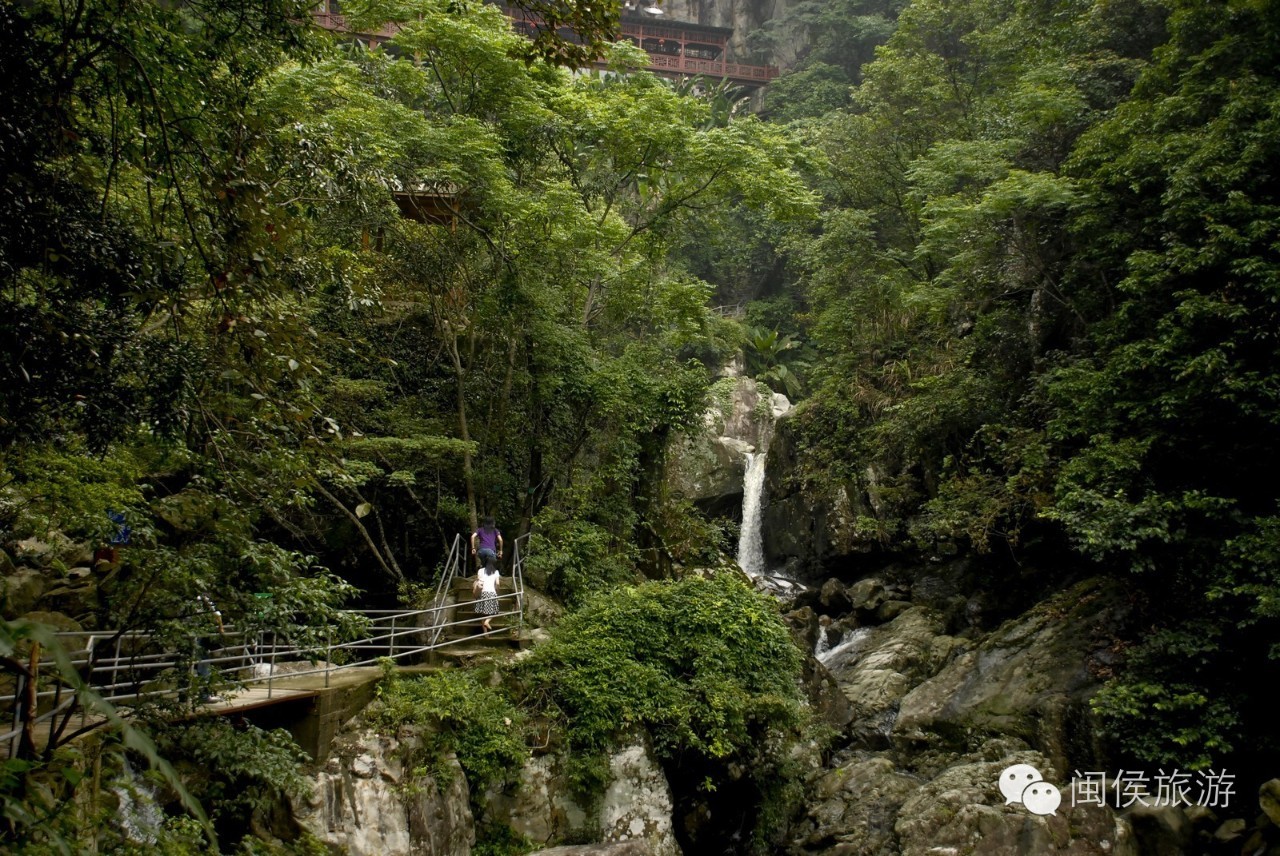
[367,667,529,795]
[517,572,806,762]
[150,719,311,848]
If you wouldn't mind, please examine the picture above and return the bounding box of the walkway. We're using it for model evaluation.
[1,534,529,759]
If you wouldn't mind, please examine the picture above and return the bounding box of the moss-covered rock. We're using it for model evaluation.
[891,578,1125,775]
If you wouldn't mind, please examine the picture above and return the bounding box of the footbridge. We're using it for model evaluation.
[1,534,529,761]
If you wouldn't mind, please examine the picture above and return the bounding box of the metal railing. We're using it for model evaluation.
[1,531,533,759]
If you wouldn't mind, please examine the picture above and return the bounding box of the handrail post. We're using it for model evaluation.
[268,631,278,699]
[112,635,123,702]
[389,615,397,661]
[325,626,331,689]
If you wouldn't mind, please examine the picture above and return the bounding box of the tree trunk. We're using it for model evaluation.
[449,329,479,531]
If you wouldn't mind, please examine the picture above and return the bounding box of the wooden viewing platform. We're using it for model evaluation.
[311,3,779,87]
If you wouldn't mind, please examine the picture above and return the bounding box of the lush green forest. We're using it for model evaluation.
[2,0,1279,850]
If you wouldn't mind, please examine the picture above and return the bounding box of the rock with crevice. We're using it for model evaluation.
[891,578,1124,775]
[822,607,949,731]
[297,730,474,856]
[482,753,591,846]
[795,755,921,856]
[485,737,680,856]
[665,377,789,517]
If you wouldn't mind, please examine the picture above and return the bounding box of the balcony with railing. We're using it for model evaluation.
[311,3,779,86]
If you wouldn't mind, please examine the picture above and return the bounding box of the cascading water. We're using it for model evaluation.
[736,451,768,577]
[113,758,163,845]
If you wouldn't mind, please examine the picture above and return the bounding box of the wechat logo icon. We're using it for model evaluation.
[998,764,1062,816]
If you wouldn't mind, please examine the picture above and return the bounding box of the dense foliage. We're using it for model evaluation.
[6,0,1280,844]
[749,0,1280,777]
[517,572,808,851]
[1,0,810,847]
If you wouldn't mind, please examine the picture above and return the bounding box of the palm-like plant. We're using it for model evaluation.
[744,326,806,399]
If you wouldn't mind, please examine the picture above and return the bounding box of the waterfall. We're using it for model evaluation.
[736,451,768,577]
[112,758,163,845]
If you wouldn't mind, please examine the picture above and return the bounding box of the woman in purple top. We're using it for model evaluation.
[471,516,503,568]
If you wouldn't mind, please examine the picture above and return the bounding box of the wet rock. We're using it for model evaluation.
[819,579,852,614]
[892,578,1125,774]
[665,377,783,515]
[784,605,820,654]
[875,600,912,623]
[848,578,886,615]
[824,607,947,728]
[801,656,853,732]
[0,549,15,575]
[1214,817,1246,843]
[797,755,919,855]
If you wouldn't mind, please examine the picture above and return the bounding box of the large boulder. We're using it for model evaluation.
[1259,778,1280,826]
[892,578,1125,775]
[665,377,789,516]
[483,753,592,846]
[485,737,680,856]
[793,755,921,856]
[2,568,48,618]
[598,742,680,856]
[296,730,474,856]
[893,750,1138,856]
[821,607,955,736]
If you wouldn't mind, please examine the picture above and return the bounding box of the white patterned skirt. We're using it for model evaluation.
[476,591,498,616]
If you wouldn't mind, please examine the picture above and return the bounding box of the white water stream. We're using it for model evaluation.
[736,451,768,577]
[113,758,164,845]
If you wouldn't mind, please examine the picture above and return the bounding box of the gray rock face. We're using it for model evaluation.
[786,569,1154,856]
[892,578,1124,774]
[821,607,951,729]
[665,377,790,516]
[793,747,1140,856]
[893,751,1138,856]
[297,731,474,856]
[599,743,680,856]
[484,737,680,856]
[797,756,921,855]
[483,753,591,846]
